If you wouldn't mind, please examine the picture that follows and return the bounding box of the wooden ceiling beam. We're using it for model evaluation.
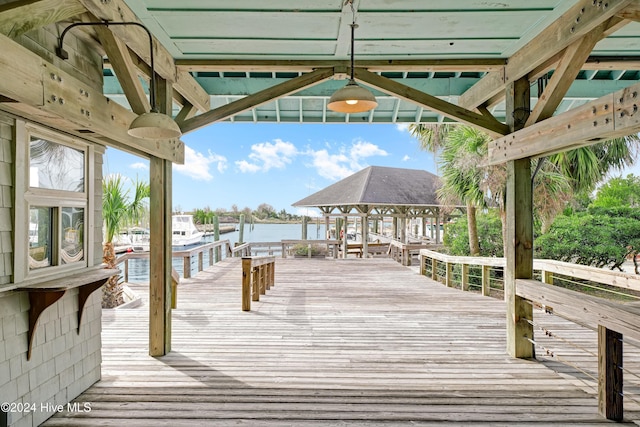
[78,0,210,113]
[0,0,85,38]
[180,68,334,134]
[525,20,607,126]
[487,81,640,165]
[353,68,509,138]
[459,0,633,111]
[95,26,150,115]
[0,32,184,163]
[176,59,508,73]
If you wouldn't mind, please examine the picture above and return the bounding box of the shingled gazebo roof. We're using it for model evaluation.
[292,166,450,216]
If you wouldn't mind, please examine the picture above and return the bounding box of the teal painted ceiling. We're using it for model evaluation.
[107,0,640,124]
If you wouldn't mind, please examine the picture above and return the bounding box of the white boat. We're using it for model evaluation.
[172,214,204,246]
[129,227,151,252]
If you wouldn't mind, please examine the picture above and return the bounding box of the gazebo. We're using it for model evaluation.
[293,166,462,257]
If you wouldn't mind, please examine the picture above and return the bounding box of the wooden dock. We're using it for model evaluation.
[44,257,640,426]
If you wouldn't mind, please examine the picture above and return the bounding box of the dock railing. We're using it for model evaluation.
[242,255,276,311]
[116,239,232,281]
[419,248,640,421]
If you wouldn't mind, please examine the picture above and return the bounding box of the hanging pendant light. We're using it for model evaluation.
[328,2,377,114]
[57,22,182,140]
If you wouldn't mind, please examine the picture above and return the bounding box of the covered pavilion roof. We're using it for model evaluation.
[293,166,456,216]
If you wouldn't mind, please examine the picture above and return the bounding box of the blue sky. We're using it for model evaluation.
[102,123,437,214]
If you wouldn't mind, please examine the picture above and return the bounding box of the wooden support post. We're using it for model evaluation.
[183,256,191,279]
[445,262,453,287]
[208,247,214,267]
[239,214,245,244]
[461,264,470,291]
[482,265,491,296]
[124,259,129,282]
[542,270,553,284]
[342,215,348,259]
[598,325,623,421]
[260,265,266,295]
[265,263,271,291]
[362,215,369,258]
[431,258,437,281]
[270,260,275,287]
[213,215,220,263]
[149,155,173,356]
[252,266,259,301]
[242,257,251,311]
[435,210,441,244]
[505,77,534,359]
[198,252,203,273]
[170,268,179,310]
[302,216,308,240]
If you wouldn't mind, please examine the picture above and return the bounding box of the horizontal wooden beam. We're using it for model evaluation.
[487,80,640,165]
[353,68,509,138]
[180,68,333,134]
[173,56,640,74]
[176,59,508,73]
[78,0,210,113]
[459,0,632,110]
[0,32,184,163]
[0,0,85,38]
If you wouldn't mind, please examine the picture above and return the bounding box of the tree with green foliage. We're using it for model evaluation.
[102,175,150,308]
[590,174,640,208]
[535,208,640,271]
[444,209,504,257]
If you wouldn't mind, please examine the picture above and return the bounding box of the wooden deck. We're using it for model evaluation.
[44,257,640,426]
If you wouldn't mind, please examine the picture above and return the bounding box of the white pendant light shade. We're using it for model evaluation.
[128,111,182,139]
[328,79,378,113]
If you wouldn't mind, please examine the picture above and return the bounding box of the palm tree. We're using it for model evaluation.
[437,126,493,255]
[102,174,150,308]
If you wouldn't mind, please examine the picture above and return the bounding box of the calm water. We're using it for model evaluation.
[121,222,327,283]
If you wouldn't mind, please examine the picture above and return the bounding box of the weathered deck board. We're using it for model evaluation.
[44,257,640,425]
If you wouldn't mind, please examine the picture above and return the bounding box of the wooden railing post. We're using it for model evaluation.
[170,268,179,309]
[598,325,623,421]
[198,252,203,273]
[124,258,129,283]
[242,257,251,311]
[183,256,191,279]
[431,258,437,281]
[445,262,453,287]
[461,264,469,291]
[208,247,214,266]
[542,270,553,284]
[252,266,260,300]
[482,265,490,296]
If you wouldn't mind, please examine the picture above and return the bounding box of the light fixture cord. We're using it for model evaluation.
[348,0,357,81]
[58,21,157,112]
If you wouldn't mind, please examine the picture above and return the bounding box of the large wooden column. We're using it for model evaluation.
[505,77,534,358]
[149,156,172,356]
[149,77,174,356]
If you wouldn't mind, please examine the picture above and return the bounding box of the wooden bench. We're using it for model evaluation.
[19,266,119,360]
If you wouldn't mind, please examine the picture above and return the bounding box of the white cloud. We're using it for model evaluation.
[236,139,298,173]
[396,123,410,132]
[130,162,149,170]
[350,140,388,162]
[173,146,228,181]
[308,149,354,180]
[294,208,322,218]
[306,140,388,181]
[402,155,411,162]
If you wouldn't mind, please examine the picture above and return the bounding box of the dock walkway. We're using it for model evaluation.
[45,257,640,426]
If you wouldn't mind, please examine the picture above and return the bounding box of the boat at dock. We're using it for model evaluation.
[172,214,204,246]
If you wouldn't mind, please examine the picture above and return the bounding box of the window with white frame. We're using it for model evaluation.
[20,124,92,276]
